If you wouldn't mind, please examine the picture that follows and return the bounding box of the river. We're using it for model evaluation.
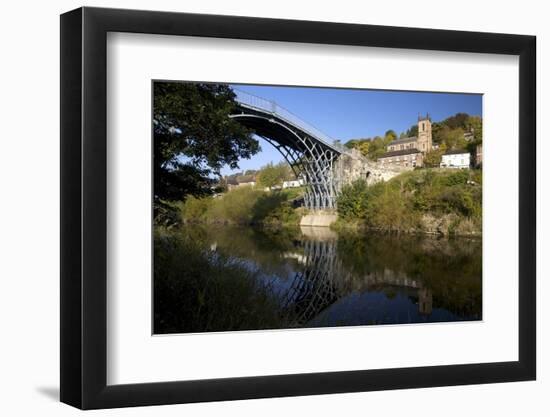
[153,225,482,334]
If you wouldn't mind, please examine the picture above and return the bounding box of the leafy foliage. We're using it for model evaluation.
[423,145,447,168]
[406,124,418,138]
[344,132,394,161]
[384,129,397,141]
[179,186,303,226]
[336,179,371,220]
[337,169,482,234]
[256,161,294,188]
[344,139,360,149]
[153,82,260,224]
[438,126,467,150]
[356,141,371,157]
[432,114,482,150]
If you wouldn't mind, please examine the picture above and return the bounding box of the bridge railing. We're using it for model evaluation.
[233,89,346,153]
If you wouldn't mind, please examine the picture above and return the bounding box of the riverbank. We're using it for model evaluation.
[172,168,482,236]
[332,213,481,237]
[335,168,482,237]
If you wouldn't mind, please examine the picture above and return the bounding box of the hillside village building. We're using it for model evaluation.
[377,148,424,168]
[282,179,305,189]
[440,149,470,169]
[378,115,433,168]
[225,174,256,190]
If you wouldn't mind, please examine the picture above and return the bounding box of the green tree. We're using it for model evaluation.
[443,128,468,149]
[337,180,371,220]
[406,124,418,138]
[424,145,446,168]
[431,122,444,144]
[466,115,483,142]
[366,136,390,161]
[384,129,397,141]
[444,112,470,130]
[257,162,293,188]
[153,82,260,224]
[459,115,482,156]
[357,141,370,157]
[344,139,359,149]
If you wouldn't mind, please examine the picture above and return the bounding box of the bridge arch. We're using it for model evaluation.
[230,90,346,210]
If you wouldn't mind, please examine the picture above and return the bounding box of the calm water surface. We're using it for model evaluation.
[154,225,482,333]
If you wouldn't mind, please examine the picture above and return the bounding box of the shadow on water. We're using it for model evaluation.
[154,224,481,334]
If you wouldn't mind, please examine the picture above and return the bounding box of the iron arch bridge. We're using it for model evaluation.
[230,90,348,210]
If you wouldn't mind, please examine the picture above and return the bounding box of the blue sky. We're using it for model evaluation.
[222,84,482,175]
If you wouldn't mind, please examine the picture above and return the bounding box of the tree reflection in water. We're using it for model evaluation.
[154,224,481,333]
[276,226,481,327]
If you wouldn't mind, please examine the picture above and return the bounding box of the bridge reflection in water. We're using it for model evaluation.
[201,225,482,329]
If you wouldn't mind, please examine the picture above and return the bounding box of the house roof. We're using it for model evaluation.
[443,149,470,156]
[388,136,417,146]
[379,148,422,158]
[237,175,256,183]
[225,174,256,185]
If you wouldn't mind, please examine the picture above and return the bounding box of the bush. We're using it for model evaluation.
[442,169,470,186]
[210,187,264,224]
[337,169,482,235]
[179,195,212,222]
[179,186,303,226]
[252,192,299,225]
[336,179,371,220]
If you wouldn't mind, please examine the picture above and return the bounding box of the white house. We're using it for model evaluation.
[440,149,470,169]
[282,179,305,189]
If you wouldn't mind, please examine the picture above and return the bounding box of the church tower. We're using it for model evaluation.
[416,114,432,153]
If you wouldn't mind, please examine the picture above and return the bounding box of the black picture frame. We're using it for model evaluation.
[60,6,536,410]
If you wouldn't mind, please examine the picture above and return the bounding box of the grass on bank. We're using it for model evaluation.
[178,186,305,226]
[154,228,285,334]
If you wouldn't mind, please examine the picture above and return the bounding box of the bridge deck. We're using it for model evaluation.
[233,89,347,155]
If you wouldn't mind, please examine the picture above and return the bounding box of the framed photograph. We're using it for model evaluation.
[60,6,536,409]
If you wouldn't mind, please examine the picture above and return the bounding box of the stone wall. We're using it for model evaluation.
[300,212,338,227]
[334,148,408,189]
